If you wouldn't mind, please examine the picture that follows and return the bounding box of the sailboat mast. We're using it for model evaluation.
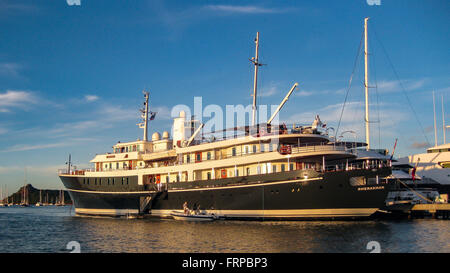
[364,17,370,150]
[251,32,260,127]
[442,94,446,144]
[23,167,26,204]
[433,91,437,147]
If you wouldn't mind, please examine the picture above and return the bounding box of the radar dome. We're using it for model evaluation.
[162,131,170,139]
[152,132,161,141]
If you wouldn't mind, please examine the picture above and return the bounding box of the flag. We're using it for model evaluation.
[390,138,398,161]
[411,167,416,182]
[149,112,157,120]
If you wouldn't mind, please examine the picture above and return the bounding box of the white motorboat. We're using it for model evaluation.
[171,211,216,222]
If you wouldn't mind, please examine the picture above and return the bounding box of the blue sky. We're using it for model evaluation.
[0,0,449,192]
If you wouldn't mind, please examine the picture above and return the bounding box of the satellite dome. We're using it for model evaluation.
[152,132,161,141]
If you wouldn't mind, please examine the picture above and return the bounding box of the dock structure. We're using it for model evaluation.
[410,203,450,219]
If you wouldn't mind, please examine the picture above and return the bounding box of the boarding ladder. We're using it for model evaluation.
[139,185,167,215]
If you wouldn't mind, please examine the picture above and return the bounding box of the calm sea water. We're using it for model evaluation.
[0,206,449,253]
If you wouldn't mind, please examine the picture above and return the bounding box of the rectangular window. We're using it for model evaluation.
[281,164,285,172]
[253,145,257,153]
[186,155,190,163]
[232,147,236,156]
[207,152,211,160]
[273,165,277,173]
[290,164,294,171]
[116,162,119,169]
[122,177,124,185]
[126,177,129,185]
[246,167,250,176]
[195,152,202,163]
[260,144,265,153]
[207,172,211,180]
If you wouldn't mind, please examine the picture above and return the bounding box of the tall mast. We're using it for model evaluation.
[442,94,446,144]
[23,167,26,204]
[433,91,437,147]
[251,32,261,127]
[364,17,370,150]
[138,91,150,141]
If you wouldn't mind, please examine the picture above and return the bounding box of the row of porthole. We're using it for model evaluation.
[288,184,344,192]
[82,177,130,186]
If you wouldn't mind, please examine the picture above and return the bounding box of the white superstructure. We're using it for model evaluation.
[397,143,450,185]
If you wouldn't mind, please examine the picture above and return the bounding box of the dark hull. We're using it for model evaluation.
[60,168,392,220]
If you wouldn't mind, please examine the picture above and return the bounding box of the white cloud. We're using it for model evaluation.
[296,90,313,97]
[205,5,291,14]
[376,79,426,93]
[0,164,66,177]
[294,88,346,97]
[149,2,295,37]
[0,142,69,153]
[152,105,171,120]
[0,1,39,15]
[0,63,22,78]
[84,95,99,102]
[0,90,38,112]
[285,100,408,143]
[259,86,278,98]
[11,103,171,141]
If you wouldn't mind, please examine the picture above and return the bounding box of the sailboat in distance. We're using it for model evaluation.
[20,168,29,207]
[0,186,4,207]
[35,190,42,207]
